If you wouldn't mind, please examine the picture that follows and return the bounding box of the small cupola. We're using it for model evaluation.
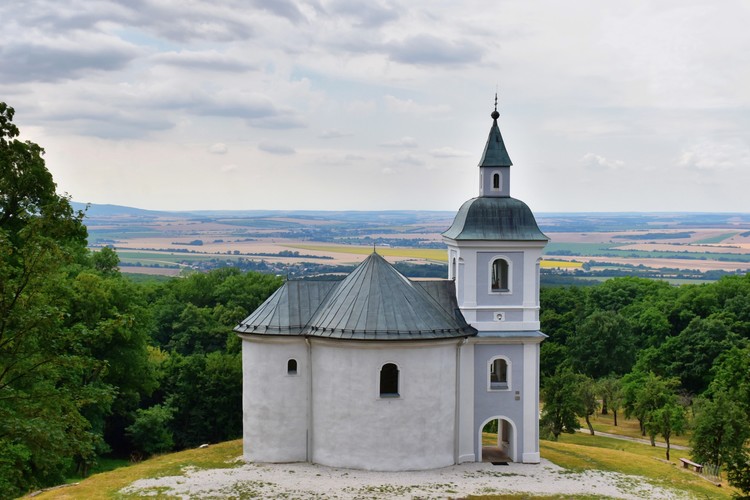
[478,95,512,198]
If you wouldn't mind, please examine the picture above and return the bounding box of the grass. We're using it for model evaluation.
[581,412,691,448]
[540,434,735,499]
[32,429,732,499]
[30,440,243,499]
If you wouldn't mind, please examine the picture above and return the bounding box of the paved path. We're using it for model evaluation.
[577,428,690,450]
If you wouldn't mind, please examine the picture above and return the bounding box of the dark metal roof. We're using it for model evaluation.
[442,197,549,241]
[478,117,512,168]
[235,253,476,341]
[235,281,338,335]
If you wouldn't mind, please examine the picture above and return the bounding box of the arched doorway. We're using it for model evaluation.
[478,416,516,463]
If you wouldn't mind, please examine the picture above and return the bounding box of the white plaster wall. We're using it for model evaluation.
[458,341,476,463]
[242,337,308,462]
[310,340,457,471]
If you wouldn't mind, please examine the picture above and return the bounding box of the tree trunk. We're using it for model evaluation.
[601,395,608,415]
[665,437,671,461]
[585,415,595,435]
[613,409,618,426]
[650,434,656,447]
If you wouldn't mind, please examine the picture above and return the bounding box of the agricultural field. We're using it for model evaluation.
[76,203,750,281]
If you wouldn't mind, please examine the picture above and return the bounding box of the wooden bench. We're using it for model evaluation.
[680,457,704,473]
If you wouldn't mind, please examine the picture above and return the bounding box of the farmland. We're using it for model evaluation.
[76,203,750,282]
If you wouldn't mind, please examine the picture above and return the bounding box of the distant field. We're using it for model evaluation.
[694,232,739,244]
[288,244,449,262]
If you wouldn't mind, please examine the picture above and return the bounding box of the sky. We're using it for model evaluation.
[2,0,749,213]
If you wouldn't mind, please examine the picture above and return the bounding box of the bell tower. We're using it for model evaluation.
[443,99,548,465]
[442,99,548,332]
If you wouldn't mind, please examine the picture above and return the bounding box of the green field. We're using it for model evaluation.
[694,232,739,244]
[545,242,750,262]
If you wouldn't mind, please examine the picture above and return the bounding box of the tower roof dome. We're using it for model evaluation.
[442,196,547,241]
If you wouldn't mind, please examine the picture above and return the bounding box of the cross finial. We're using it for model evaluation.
[491,92,500,120]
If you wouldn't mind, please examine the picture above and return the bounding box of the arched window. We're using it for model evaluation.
[287,359,298,375]
[489,357,510,390]
[493,173,500,190]
[380,363,399,397]
[491,258,509,291]
[451,257,457,280]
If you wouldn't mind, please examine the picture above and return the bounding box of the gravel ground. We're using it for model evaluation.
[120,458,692,499]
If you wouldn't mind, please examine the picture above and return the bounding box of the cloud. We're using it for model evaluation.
[346,100,377,114]
[0,36,138,83]
[392,152,424,166]
[325,0,399,28]
[258,140,295,155]
[220,164,238,172]
[252,0,308,24]
[319,129,352,139]
[208,143,228,154]
[383,95,450,115]
[581,153,625,170]
[151,50,258,72]
[677,140,750,171]
[379,136,418,148]
[429,147,471,158]
[384,34,483,66]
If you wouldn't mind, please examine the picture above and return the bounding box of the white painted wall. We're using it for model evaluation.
[242,337,308,462]
[310,339,458,471]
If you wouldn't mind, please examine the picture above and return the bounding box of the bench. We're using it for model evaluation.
[680,457,704,473]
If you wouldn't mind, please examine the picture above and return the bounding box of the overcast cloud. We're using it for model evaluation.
[1,0,749,212]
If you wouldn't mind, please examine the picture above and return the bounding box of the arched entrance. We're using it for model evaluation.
[478,416,516,463]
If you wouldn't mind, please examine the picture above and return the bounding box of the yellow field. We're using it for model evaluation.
[540,260,583,269]
[289,244,585,270]
[287,244,449,262]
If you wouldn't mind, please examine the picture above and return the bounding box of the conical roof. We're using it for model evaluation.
[234,253,475,341]
[478,115,512,167]
[235,280,338,335]
[306,253,474,340]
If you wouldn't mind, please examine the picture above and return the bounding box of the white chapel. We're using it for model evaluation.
[235,104,549,470]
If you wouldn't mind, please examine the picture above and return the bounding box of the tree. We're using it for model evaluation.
[726,452,750,500]
[646,400,686,460]
[631,373,680,447]
[691,346,750,482]
[654,315,742,394]
[540,366,584,441]
[126,404,175,458]
[598,376,623,425]
[579,376,599,435]
[691,392,750,468]
[0,102,98,493]
[567,310,635,379]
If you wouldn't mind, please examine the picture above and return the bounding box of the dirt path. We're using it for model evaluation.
[577,429,690,451]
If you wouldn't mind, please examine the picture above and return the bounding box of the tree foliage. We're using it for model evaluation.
[540,366,584,441]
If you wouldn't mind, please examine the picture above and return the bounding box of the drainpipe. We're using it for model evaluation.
[305,337,313,462]
[454,337,468,464]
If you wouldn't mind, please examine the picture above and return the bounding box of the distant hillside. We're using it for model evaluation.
[71,202,175,218]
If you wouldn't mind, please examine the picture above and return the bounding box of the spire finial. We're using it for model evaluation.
[491,93,500,120]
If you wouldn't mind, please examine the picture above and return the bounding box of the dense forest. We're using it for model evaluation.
[2,101,749,497]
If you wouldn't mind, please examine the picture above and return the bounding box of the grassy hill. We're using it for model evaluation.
[28,432,735,499]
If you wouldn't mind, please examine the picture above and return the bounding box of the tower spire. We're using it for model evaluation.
[478,96,511,168]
